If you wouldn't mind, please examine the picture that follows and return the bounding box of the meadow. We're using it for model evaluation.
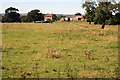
[2,21,119,78]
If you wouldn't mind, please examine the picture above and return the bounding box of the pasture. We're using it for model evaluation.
[2,21,119,78]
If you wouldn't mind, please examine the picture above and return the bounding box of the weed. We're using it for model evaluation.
[46,48,63,59]
[84,50,92,59]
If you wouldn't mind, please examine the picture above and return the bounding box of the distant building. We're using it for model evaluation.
[60,17,65,21]
[44,13,53,21]
[60,15,86,21]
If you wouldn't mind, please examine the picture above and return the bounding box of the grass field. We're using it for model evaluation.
[2,21,119,78]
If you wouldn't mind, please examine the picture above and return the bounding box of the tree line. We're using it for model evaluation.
[82,0,120,29]
[1,1,120,29]
[2,7,57,23]
[2,7,81,23]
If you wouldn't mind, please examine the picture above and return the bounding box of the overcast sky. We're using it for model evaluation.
[0,0,86,14]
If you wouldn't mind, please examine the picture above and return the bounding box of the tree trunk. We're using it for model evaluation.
[101,24,105,29]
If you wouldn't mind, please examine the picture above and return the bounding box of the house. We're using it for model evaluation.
[44,13,57,21]
[67,15,83,21]
[44,13,53,21]
[60,15,86,21]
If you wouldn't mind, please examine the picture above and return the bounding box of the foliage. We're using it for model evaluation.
[75,13,81,16]
[45,19,53,23]
[82,1,120,29]
[21,16,28,22]
[57,15,65,20]
[5,7,19,13]
[2,7,21,23]
[82,2,95,24]
[94,2,113,29]
[26,9,44,22]
[114,13,120,25]
[52,14,58,21]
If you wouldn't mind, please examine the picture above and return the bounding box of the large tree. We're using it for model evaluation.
[27,9,44,22]
[2,7,21,22]
[94,1,120,29]
[94,2,113,29]
[83,0,120,29]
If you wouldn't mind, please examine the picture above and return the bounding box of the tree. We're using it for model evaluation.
[5,7,19,13]
[82,16,86,19]
[83,0,120,29]
[82,2,96,24]
[94,2,114,29]
[21,16,27,22]
[2,7,21,22]
[75,13,81,16]
[52,14,58,21]
[27,9,44,22]
[57,15,65,20]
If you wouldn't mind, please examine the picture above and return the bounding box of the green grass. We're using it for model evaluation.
[2,22,119,78]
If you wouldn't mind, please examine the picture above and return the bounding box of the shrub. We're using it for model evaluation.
[45,19,53,23]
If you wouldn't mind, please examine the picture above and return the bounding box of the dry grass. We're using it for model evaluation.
[2,22,119,78]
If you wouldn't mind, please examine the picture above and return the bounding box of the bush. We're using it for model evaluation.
[46,19,53,23]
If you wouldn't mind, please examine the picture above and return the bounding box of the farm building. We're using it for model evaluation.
[44,13,53,21]
[60,15,87,21]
